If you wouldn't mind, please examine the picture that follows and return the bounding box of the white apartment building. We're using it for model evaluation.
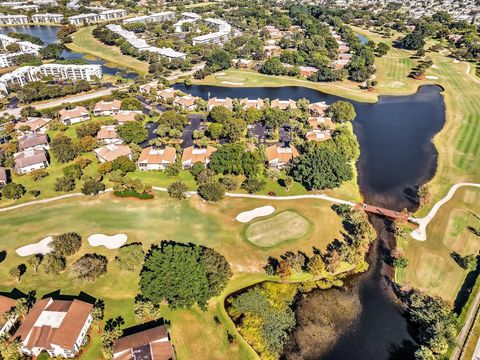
[123,11,175,24]
[0,34,43,68]
[106,24,186,60]
[68,9,126,25]
[31,13,64,23]
[174,12,201,32]
[0,64,102,94]
[0,14,28,25]
[192,18,232,45]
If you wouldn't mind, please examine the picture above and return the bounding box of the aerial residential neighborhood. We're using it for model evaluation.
[0,0,479,359]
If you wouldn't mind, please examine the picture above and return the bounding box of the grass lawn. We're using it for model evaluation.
[66,26,149,76]
[244,210,313,247]
[0,192,344,359]
[397,187,480,302]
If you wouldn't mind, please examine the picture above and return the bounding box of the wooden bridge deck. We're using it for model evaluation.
[355,203,410,221]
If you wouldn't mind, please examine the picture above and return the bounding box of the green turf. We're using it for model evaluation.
[244,210,313,247]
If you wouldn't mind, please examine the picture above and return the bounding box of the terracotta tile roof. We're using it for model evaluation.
[14,149,48,170]
[14,298,93,352]
[94,99,122,113]
[308,102,329,115]
[114,111,142,124]
[151,340,175,360]
[157,88,177,100]
[240,98,264,109]
[306,129,331,141]
[181,146,216,164]
[94,144,132,162]
[138,146,176,165]
[174,95,197,107]
[14,117,51,132]
[18,133,48,151]
[59,106,89,121]
[266,145,299,163]
[113,325,169,356]
[308,116,334,129]
[270,99,297,110]
[0,295,16,328]
[0,167,6,182]
[97,125,119,140]
[207,97,233,109]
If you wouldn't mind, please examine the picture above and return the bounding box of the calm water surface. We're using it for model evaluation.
[175,83,446,360]
[0,25,137,78]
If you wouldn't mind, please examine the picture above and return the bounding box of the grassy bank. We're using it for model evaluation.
[66,26,149,76]
[0,192,345,359]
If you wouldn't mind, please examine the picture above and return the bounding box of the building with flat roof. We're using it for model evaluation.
[192,18,231,45]
[0,14,28,25]
[123,11,174,24]
[32,13,64,23]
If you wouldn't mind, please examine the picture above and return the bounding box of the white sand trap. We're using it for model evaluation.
[16,236,53,257]
[431,65,438,69]
[215,72,226,76]
[236,206,275,223]
[453,59,459,63]
[88,234,127,249]
[426,76,439,80]
[221,81,244,85]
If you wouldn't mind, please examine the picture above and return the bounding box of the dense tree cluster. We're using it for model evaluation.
[14,80,91,103]
[139,241,232,309]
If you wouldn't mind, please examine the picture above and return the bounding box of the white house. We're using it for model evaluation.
[93,99,122,116]
[137,146,176,171]
[97,125,121,144]
[14,298,93,358]
[59,106,90,125]
[14,149,49,174]
[18,133,50,152]
[94,144,132,163]
[181,146,216,168]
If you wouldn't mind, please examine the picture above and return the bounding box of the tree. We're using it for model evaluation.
[260,57,286,75]
[111,156,136,174]
[54,176,76,192]
[50,232,82,257]
[101,317,124,359]
[71,253,108,281]
[207,123,223,139]
[63,164,83,180]
[115,243,145,271]
[290,147,353,190]
[219,175,238,191]
[223,118,246,141]
[400,32,425,50]
[76,122,100,138]
[206,49,232,70]
[209,143,262,177]
[51,134,78,163]
[241,177,266,194]
[9,266,22,283]
[418,184,431,205]
[209,106,233,124]
[30,169,49,182]
[190,162,205,178]
[117,121,147,144]
[0,336,25,360]
[167,180,188,200]
[452,253,477,271]
[81,178,106,195]
[158,110,188,131]
[198,181,225,202]
[284,176,293,191]
[91,300,105,331]
[415,346,435,360]
[134,297,161,323]
[120,97,142,110]
[139,241,231,309]
[376,42,390,56]
[41,253,66,274]
[307,254,325,276]
[27,254,42,274]
[328,101,356,123]
[39,44,64,59]
[2,183,26,199]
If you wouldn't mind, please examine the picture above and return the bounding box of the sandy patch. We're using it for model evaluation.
[236,206,275,223]
[426,76,439,80]
[431,65,439,69]
[221,81,244,86]
[453,59,459,63]
[88,234,127,249]
[16,236,53,257]
[215,72,226,76]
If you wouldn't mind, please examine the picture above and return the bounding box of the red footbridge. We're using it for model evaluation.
[355,203,410,222]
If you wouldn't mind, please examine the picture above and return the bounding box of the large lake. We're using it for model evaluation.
[174,83,446,359]
[0,25,137,78]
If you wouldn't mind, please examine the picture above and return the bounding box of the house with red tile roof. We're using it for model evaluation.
[14,117,51,134]
[114,110,143,125]
[157,88,178,101]
[14,298,93,358]
[181,146,216,168]
[265,144,299,168]
[97,125,121,144]
[113,324,174,360]
[137,146,176,171]
[207,97,233,111]
[94,144,132,163]
[0,167,7,188]
[0,295,17,336]
[270,99,297,110]
[59,106,90,125]
[173,95,198,111]
[93,99,122,116]
[308,101,329,116]
[18,133,49,152]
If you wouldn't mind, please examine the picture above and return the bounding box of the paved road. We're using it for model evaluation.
[452,285,480,360]
[2,87,122,118]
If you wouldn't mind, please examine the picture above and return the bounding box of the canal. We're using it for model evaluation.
[174,83,446,360]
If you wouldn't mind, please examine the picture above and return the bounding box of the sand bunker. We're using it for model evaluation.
[88,234,127,249]
[236,206,275,223]
[221,81,244,85]
[426,76,439,80]
[16,236,53,257]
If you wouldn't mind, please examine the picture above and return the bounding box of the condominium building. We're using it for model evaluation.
[192,18,231,45]
[0,34,43,68]
[0,64,102,95]
[0,14,28,25]
[106,24,186,60]
[68,9,126,25]
[174,12,201,32]
[123,11,174,24]
[31,13,64,23]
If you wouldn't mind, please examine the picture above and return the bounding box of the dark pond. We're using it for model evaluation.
[0,25,138,78]
[356,32,369,45]
[174,83,446,360]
